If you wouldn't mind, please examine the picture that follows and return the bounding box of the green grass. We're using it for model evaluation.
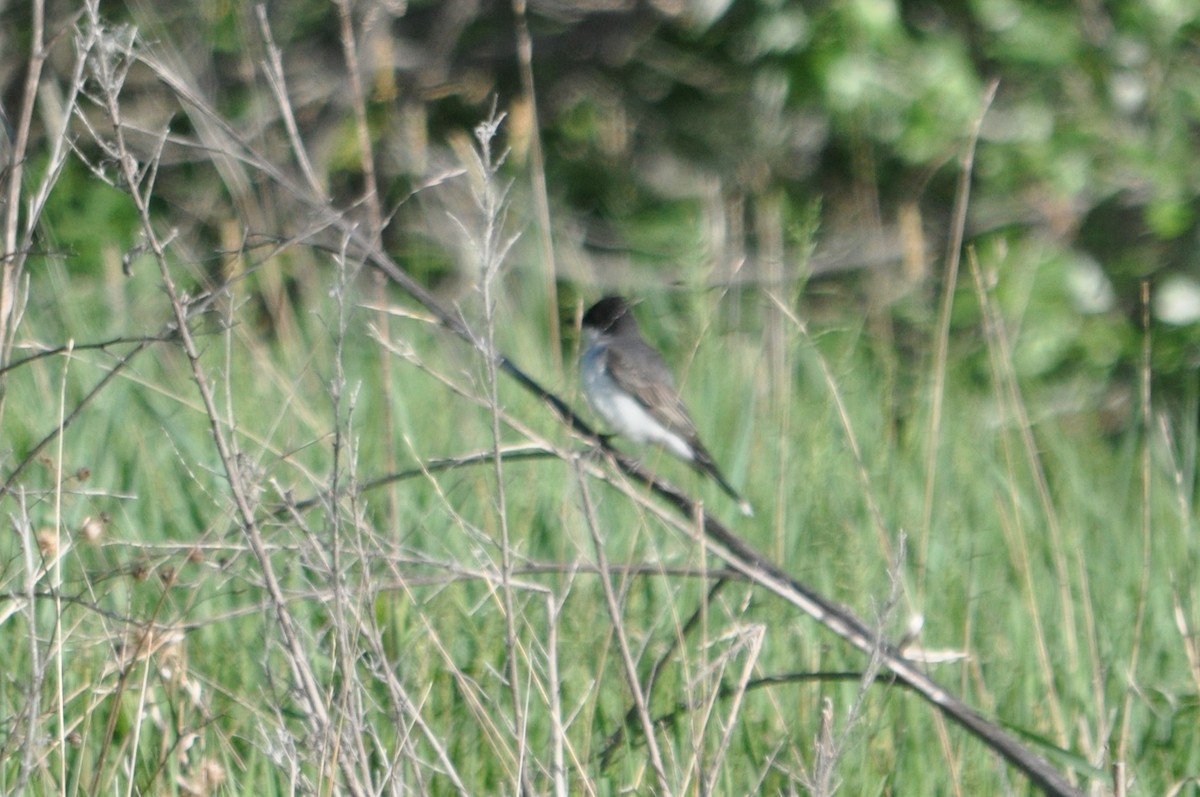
[3,240,1197,794]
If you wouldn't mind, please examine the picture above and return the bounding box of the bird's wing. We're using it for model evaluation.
[604,336,751,514]
[604,340,699,440]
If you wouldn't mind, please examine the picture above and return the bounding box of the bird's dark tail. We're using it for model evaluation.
[692,445,753,517]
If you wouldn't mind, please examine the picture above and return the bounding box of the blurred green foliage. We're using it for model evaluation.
[5,0,1198,419]
[397,0,1200,395]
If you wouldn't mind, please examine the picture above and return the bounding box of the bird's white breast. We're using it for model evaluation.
[582,343,694,462]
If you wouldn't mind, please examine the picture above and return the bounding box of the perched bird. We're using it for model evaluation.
[580,296,753,516]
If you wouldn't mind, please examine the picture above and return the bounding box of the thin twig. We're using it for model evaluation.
[1,0,46,367]
[575,460,673,794]
[470,106,535,794]
[600,577,730,769]
[2,337,158,496]
[511,0,560,370]
[966,248,1071,747]
[1117,281,1154,773]
[918,78,999,596]
[87,9,366,794]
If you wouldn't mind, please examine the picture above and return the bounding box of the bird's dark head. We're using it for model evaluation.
[582,296,635,335]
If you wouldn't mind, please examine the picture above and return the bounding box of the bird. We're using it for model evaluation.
[580,296,753,516]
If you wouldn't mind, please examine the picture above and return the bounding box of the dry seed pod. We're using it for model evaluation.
[79,515,105,543]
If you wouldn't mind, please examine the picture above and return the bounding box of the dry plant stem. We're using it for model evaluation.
[919,78,999,597]
[767,294,899,572]
[354,611,471,795]
[332,0,400,531]
[148,246,366,793]
[512,0,560,370]
[0,0,45,366]
[280,442,557,517]
[120,604,165,797]
[698,625,764,795]
[1159,417,1200,696]
[770,291,969,786]
[2,337,158,495]
[545,590,570,797]
[1173,586,1200,693]
[328,243,372,790]
[254,5,326,200]
[473,114,535,794]
[2,2,89,415]
[600,577,730,769]
[0,591,145,626]
[88,12,364,796]
[968,249,1068,743]
[88,569,173,794]
[628,670,911,740]
[52,343,71,791]
[972,237,1096,744]
[358,539,496,794]
[333,0,384,241]
[372,123,539,786]
[1117,281,1154,771]
[575,461,672,794]
[14,493,39,793]
[969,244,1093,715]
[805,536,905,797]
[0,331,179,377]
[485,263,527,789]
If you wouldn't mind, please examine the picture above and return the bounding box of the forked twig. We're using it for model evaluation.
[575,461,672,795]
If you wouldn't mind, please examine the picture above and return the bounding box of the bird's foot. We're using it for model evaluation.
[582,434,618,459]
